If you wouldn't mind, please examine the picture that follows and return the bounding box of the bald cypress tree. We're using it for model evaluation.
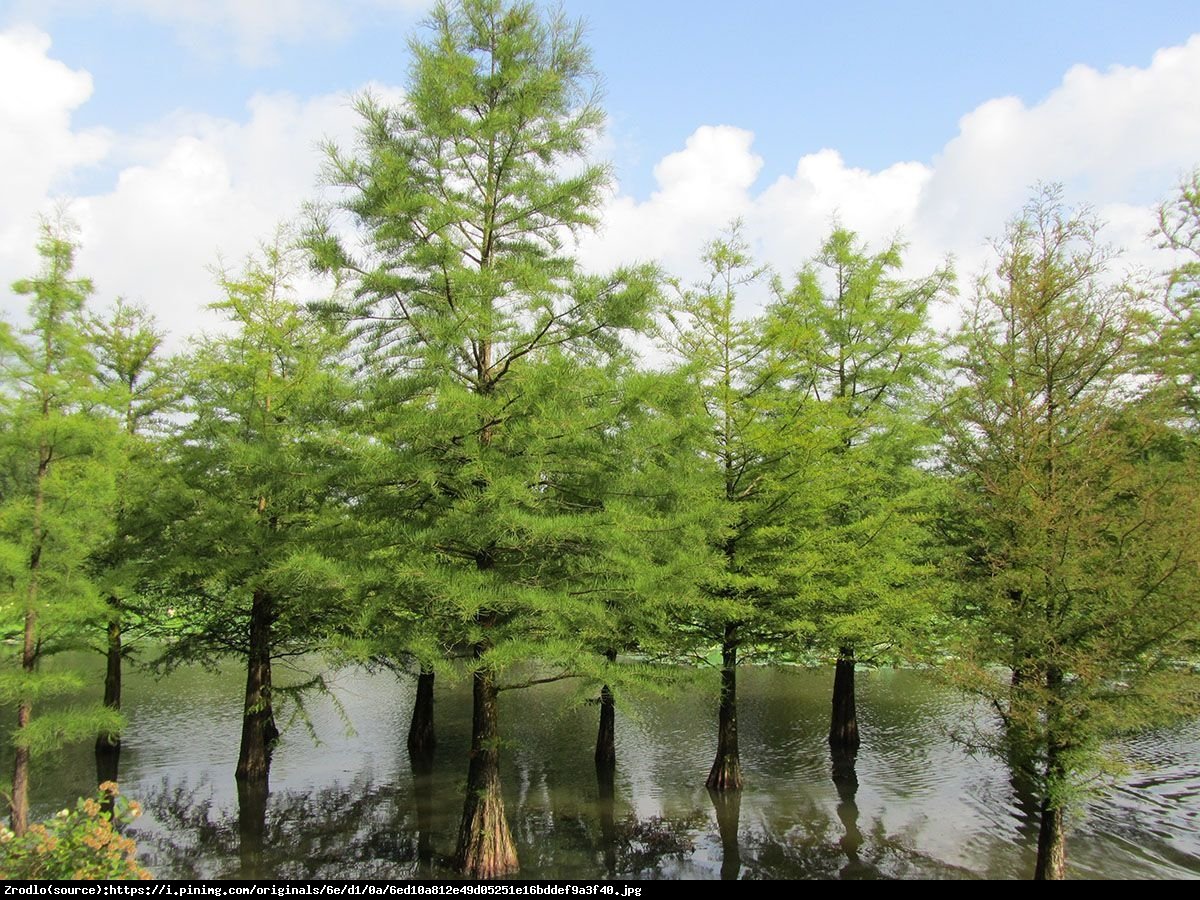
[309,0,657,876]
[160,243,355,785]
[88,300,178,770]
[0,222,119,834]
[661,224,831,792]
[772,227,951,751]
[944,187,1200,879]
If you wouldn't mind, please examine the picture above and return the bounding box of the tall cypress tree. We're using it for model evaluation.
[661,223,829,792]
[0,221,119,834]
[159,243,355,786]
[772,227,951,750]
[309,0,657,876]
[943,187,1200,879]
[87,300,178,773]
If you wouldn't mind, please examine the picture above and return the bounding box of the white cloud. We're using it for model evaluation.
[69,84,405,342]
[6,24,1200,349]
[0,25,405,343]
[579,34,1200,326]
[0,27,110,274]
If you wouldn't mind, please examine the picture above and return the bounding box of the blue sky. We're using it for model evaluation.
[2,0,1200,338]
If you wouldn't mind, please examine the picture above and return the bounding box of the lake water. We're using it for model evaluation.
[9,660,1200,879]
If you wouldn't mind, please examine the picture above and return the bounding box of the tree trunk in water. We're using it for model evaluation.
[706,624,743,791]
[595,649,617,774]
[454,660,518,878]
[1034,772,1067,881]
[96,601,122,756]
[236,589,277,782]
[408,667,436,765]
[829,646,860,750]
[708,787,742,880]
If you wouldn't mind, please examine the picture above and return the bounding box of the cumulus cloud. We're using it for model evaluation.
[5,24,1200,346]
[579,34,1200,321]
[69,85,405,341]
[0,25,405,343]
[0,27,110,274]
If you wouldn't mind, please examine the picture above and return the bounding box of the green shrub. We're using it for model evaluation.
[0,783,152,880]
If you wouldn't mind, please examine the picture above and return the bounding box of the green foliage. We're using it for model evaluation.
[155,240,356,669]
[0,783,152,880]
[1156,168,1200,426]
[0,220,121,824]
[770,226,953,664]
[659,222,827,661]
[942,185,1200,809]
[311,0,668,693]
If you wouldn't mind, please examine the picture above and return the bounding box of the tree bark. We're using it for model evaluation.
[96,599,122,756]
[706,623,743,791]
[829,646,860,750]
[1034,793,1067,880]
[454,659,519,878]
[11,444,47,836]
[407,667,436,765]
[595,648,617,774]
[10,605,37,836]
[236,588,278,782]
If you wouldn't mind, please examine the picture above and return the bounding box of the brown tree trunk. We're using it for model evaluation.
[595,648,617,774]
[11,607,37,835]
[408,666,436,764]
[454,659,519,878]
[11,700,31,836]
[11,447,47,836]
[1034,794,1067,880]
[706,623,743,791]
[829,646,860,750]
[236,588,277,782]
[96,600,122,756]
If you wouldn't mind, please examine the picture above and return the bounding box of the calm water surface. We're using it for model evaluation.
[12,661,1200,879]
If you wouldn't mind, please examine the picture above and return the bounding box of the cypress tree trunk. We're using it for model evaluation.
[11,606,37,836]
[706,623,743,791]
[408,667,436,764]
[96,599,122,756]
[829,646,860,750]
[1035,669,1068,881]
[595,648,617,773]
[1034,792,1067,880]
[454,657,518,878]
[11,448,47,836]
[236,588,278,782]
